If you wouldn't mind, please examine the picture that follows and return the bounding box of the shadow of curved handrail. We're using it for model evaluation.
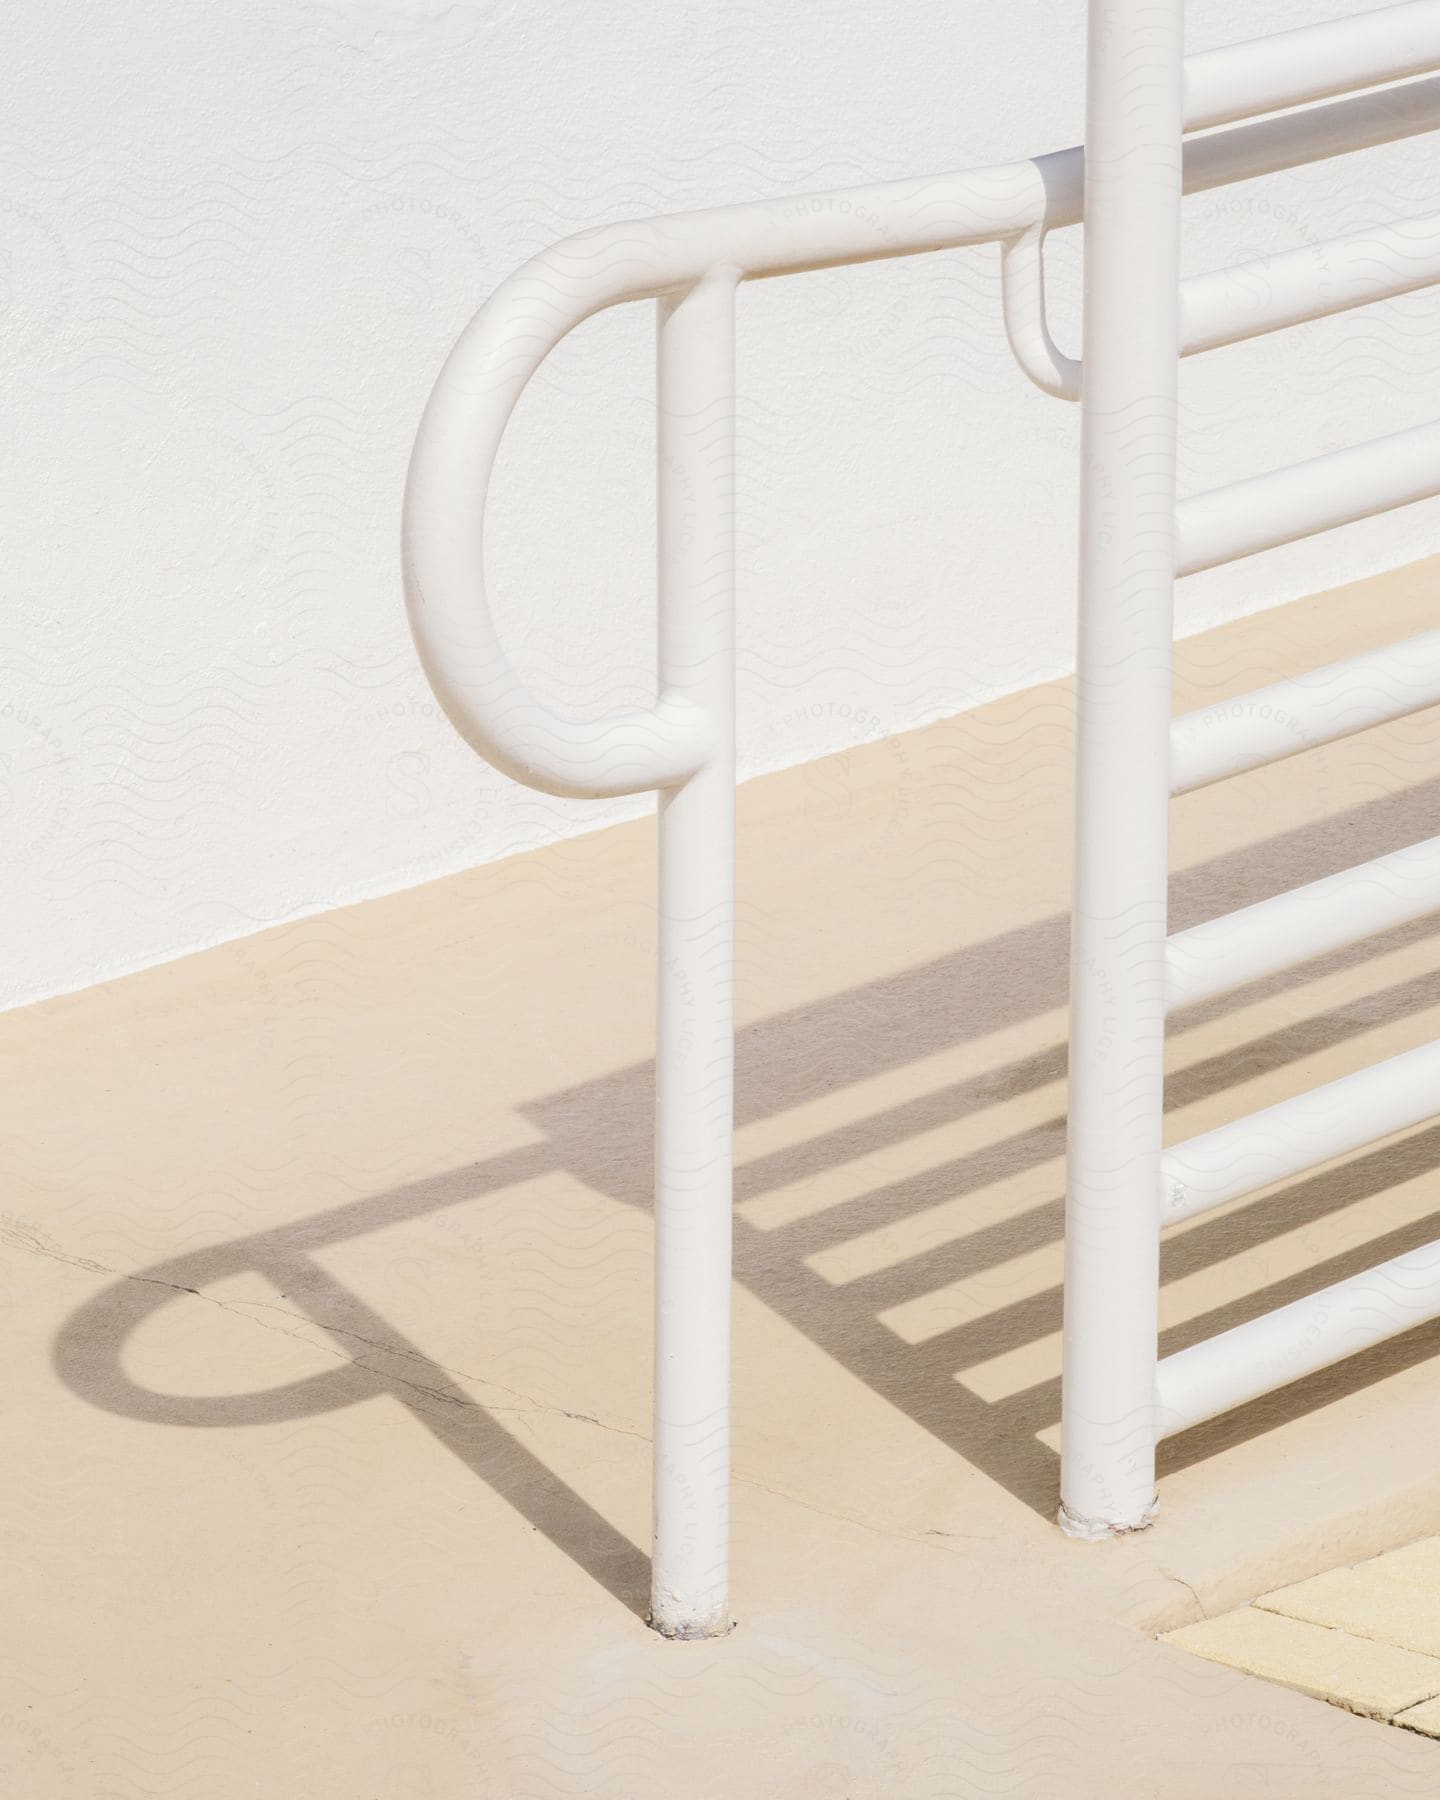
[51,1145,652,1618]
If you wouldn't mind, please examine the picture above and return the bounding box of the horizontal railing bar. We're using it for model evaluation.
[1171,628,1440,793]
[1176,420,1440,577]
[1161,1038,1440,1225]
[1169,73,1440,215]
[730,70,1440,282]
[421,73,1440,333]
[514,71,1440,307]
[1166,834,1440,1010]
[1185,1,1440,133]
[714,70,1440,284]
[1181,210,1440,357]
[1156,1234,1440,1437]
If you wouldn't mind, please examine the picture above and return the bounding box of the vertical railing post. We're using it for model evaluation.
[1060,0,1185,1537]
[650,266,739,1636]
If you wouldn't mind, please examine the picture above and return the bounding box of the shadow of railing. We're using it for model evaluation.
[49,768,1440,1606]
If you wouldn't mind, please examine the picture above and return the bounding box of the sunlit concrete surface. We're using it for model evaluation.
[6,558,1440,1794]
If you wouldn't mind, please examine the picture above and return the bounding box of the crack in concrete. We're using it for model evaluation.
[1159,1566,1206,1619]
[4,1216,989,1555]
[0,1215,652,1444]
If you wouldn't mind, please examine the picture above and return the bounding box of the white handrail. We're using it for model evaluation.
[402,164,1058,796]
[404,0,1440,1606]
[403,158,1072,1635]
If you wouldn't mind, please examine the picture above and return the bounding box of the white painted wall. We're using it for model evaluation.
[5,0,1440,1008]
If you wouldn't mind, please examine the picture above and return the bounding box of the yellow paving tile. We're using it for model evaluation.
[1359,1537,1440,1597]
[1257,1567,1440,1659]
[1395,1695,1440,1738]
[1163,1607,1440,1721]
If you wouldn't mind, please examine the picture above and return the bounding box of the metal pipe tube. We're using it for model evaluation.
[649,268,739,1640]
[1156,1235,1440,1436]
[1166,835,1440,1010]
[1172,628,1440,793]
[1004,94,1440,401]
[1059,0,1184,1541]
[1173,69,1440,199]
[1161,1038,1440,1226]
[1181,210,1440,356]
[1184,0,1440,132]
[1176,419,1440,577]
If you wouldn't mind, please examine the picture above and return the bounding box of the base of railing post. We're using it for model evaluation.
[647,1599,736,1642]
[1057,1495,1159,1542]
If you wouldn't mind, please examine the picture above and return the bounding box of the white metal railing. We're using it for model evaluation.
[402,0,1440,1626]
[1057,0,1440,1545]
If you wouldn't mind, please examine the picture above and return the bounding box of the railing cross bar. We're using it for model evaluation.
[1185,0,1440,131]
[1171,627,1440,794]
[1166,834,1440,1011]
[1161,1039,1440,1227]
[1156,1235,1440,1437]
[1177,419,1440,577]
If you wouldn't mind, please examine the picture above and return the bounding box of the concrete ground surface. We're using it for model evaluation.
[6,558,1440,1796]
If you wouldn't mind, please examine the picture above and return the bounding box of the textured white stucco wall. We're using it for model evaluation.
[5,0,1440,1007]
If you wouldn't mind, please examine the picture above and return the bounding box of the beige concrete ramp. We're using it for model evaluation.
[6,559,1440,1793]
